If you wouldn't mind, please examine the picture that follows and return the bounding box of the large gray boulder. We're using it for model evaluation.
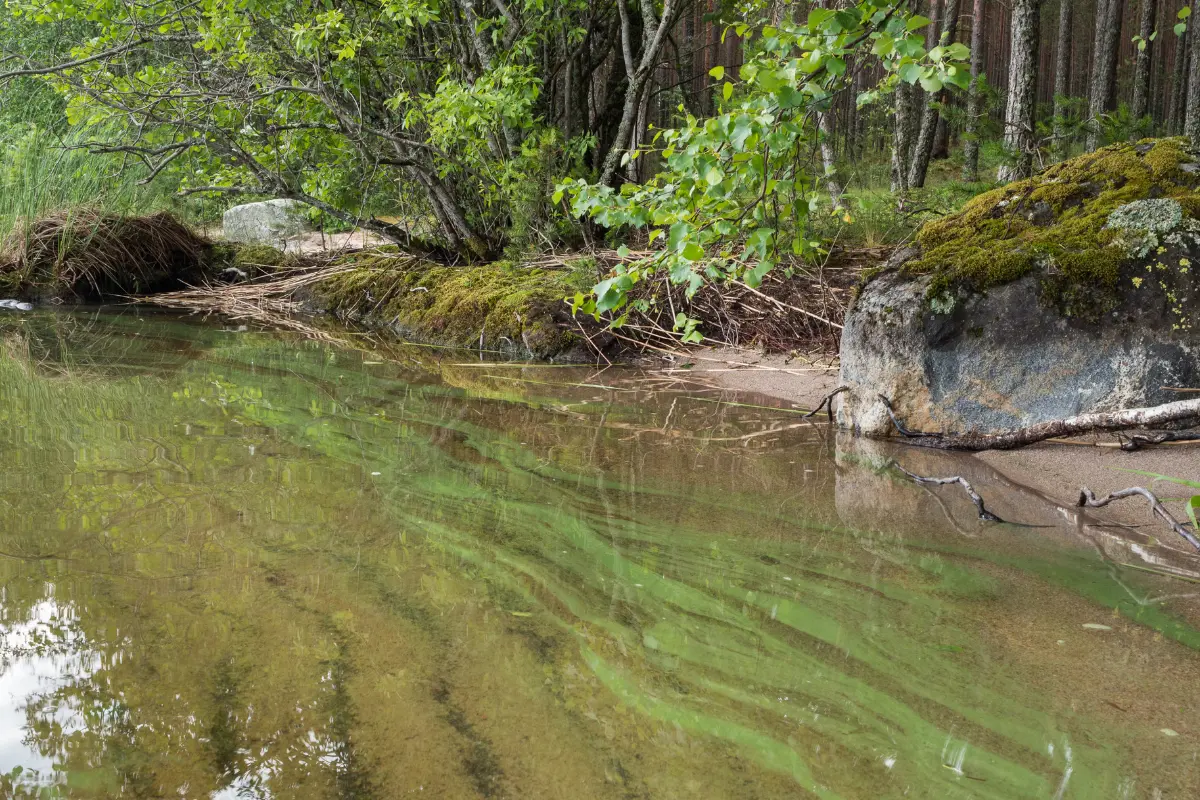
[222,200,311,245]
[838,139,1200,436]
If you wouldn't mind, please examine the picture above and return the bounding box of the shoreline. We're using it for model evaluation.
[674,345,1200,533]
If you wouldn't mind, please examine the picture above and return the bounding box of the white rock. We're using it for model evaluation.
[222,199,311,245]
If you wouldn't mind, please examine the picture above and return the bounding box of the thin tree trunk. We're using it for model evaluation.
[1000,0,1041,181]
[816,0,844,202]
[1171,28,1189,134]
[1188,12,1200,147]
[1052,0,1073,160]
[1086,0,1122,150]
[1130,0,1157,129]
[961,0,985,180]
[891,81,913,193]
[909,0,960,188]
[599,0,676,187]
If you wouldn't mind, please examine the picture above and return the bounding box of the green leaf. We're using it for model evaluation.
[906,14,932,30]
[1179,6,1191,19]
[898,62,923,84]
[722,81,734,101]
[1176,22,1188,35]
[682,242,706,261]
[919,74,943,93]
[708,65,724,80]
[1187,495,1199,532]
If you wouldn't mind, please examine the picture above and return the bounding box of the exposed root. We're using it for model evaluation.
[802,385,849,419]
[1118,431,1200,451]
[891,461,1004,522]
[1077,487,1200,552]
[879,395,1200,451]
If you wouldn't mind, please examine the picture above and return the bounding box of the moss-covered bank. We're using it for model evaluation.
[305,253,596,359]
[897,138,1200,318]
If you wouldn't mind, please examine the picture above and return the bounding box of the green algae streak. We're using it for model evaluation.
[1,310,1199,799]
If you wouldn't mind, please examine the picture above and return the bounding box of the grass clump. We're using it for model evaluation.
[903,138,1200,311]
[311,255,592,357]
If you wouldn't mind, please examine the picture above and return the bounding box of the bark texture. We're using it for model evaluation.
[961,0,985,180]
[1051,0,1072,160]
[909,0,960,189]
[1086,0,1122,151]
[1130,0,1157,126]
[1188,13,1200,148]
[1000,0,1041,180]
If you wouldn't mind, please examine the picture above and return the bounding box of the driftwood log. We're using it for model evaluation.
[879,395,1200,451]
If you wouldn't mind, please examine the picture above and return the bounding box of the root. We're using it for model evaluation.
[802,385,848,419]
[1077,487,1200,552]
[879,395,1200,451]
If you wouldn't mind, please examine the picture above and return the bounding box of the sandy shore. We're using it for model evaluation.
[677,346,1200,531]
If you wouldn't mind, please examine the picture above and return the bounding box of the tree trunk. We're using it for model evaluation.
[1086,0,1122,150]
[891,81,913,193]
[1051,0,1072,160]
[1130,0,1157,128]
[1188,13,1200,148]
[1169,26,1189,133]
[816,0,844,203]
[1000,0,1041,181]
[909,0,960,188]
[961,0,985,180]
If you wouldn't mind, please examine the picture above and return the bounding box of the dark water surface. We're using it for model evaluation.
[1,310,1198,799]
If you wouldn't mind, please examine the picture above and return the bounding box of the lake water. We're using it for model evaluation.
[1,309,1198,799]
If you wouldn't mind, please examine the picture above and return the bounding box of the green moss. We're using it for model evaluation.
[903,138,1200,313]
[205,242,294,275]
[311,254,592,357]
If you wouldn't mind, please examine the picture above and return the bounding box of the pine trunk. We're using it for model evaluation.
[1173,27,1191,134]
[1000,0,1041,180]
[1187,12,1200,147]
[1130,0,1156,126]
[1086,0,1123,150]
[1052,0,1072,160]
[891,82,913,193]
[961,0,985,180]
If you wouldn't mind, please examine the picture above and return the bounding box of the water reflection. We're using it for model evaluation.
[0,310,1198,798]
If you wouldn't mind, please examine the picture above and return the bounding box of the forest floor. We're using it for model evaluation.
[676,345,1200,531]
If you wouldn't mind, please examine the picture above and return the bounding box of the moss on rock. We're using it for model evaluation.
[903,138,1200,314]
[309,254,593,358]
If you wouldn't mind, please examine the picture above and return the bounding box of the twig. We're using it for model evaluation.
[731,280,844,330]
[1077,487,1200,552]
[1119,431,1200,451]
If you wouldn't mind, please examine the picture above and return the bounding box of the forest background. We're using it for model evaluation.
[0,0,1195,336]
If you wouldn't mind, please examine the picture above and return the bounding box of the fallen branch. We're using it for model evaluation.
[879,395,1200,451]
[891,462,1003,522]
[1119,431,1200,451]
[1077,487,1200,552]
[802,385,849,419]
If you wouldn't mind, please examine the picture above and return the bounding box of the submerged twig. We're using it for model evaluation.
[1077,487,1200,552]
[891,461,1003,522]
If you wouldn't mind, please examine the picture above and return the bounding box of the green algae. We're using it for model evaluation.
[310,254,591,357]
[903,138,1200,312]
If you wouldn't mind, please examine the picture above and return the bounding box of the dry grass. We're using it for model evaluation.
[1,210,210,298]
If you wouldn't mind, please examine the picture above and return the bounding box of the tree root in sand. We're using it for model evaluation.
[1078,487,1200,552]
[878,395,1200,451]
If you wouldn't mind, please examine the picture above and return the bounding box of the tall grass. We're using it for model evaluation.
[0,123,171,244]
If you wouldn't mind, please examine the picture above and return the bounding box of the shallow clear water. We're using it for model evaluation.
[1,310,1198,799]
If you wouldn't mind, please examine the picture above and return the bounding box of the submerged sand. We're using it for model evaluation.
[677,346,1200,531]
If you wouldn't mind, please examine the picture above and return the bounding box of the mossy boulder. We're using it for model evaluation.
[305,254,600,360]
[839,139,1200,436]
